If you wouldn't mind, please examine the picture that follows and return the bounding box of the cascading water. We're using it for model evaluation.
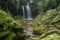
[22,3,33,20]
[26,3,33,20]
[22,5,27,20]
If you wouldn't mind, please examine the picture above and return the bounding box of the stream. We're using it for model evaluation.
[24,26,40,40]
[24,27,35,37]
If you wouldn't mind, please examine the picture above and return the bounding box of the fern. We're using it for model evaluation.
[5,32,16,40]
[0,31,10,37]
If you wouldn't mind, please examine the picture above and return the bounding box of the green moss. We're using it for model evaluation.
[29,37,40,40]
[33,26,45,35]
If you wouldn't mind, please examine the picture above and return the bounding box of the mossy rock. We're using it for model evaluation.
[33,26,45,35]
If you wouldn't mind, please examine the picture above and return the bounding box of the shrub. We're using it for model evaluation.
[33,26,45,35]
[0,9,25,40]
[40,29,60,40]
[35,8,60,24]
[54,24,60,29]
[29,37,39,40]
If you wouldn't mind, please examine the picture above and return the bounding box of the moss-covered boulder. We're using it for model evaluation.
[33,25,45,35]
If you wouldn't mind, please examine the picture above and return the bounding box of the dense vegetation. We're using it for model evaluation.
[0,9,25,40]
[0,0,60,40]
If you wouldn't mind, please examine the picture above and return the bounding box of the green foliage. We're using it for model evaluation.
[30,29,60,40]
[0,9,25,40]
[41,9,60,24]
[34,12,44,23]
[41,34,60,40]
[41,9,57,23]
[5,32,16,40]
[48,0,58,8]
[54,24,60,30]
[0,0,60,40]
[33,26,45,35]
[40,29,60,40]
[11,0,20,11]
[29,37,39,40]
[35,5,60,24]
[37,0,49,12]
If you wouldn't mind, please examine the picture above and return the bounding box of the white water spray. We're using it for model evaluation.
[26,3,33,20]
[22,5,27,20]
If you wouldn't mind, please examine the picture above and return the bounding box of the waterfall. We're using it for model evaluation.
[22,5,26,20]
[22,3,33,20]
[26,3,33,20]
